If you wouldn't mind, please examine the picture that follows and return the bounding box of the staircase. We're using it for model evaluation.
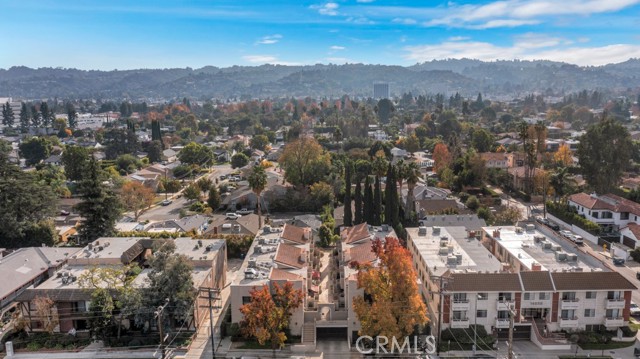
[302,322,316,346]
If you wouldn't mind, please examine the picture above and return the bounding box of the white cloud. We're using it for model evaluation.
[403,39,640,66]
[243,55,278,63]
[392,17,417,25]
[330,45,346,51]
[311,2,339,16]
[346,16,375,24]
[256,34,282,45]
[422,0,640,28]
[448,36,470,41]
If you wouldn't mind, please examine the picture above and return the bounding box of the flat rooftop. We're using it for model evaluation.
[407,226,502,277]
[482,226,608,272]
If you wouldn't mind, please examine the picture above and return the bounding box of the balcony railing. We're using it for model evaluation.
[452,299,470,310]
[451,318,470,328]
[559,317,579,328]
[606,299,625,309]
[497,300,515,311]
[605,316,624,327]
[560,299,580,310]
[495,318,510,328]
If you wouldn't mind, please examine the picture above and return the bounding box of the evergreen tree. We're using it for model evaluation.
[19,102,30,133]
[343,160,353,226]
[75,159,122,244]
[2,101,15,127]
[384,164,399,227]
[363,176,373,224]
[67,103,77,128]
[373,176,382,226]
[40,102,51,129]
[31,104,41,128]
[354,178,363,224]
[151,120,162,142]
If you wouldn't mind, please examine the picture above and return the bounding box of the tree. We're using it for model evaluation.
[151,119,162,142]
[248,164,268,227]
[549,167,577,202]
[240,282,304,356]
[61,145,90,181]
[2,101,15,127]
[279,137,331,187]
[310,181,335,210]
[40,102,51,129]
[404,133,421,154]
[372,176,382,226]
[19,136,52,166]
[554,143,573,167]
[465,195,480,211]
[375,98,395,124]
[352,237,427,340]
[354,178,363,224]
[66,103,78,128]
[183,183,202,202]
[19,102,30,132]
[384,164,399,227]
[343,161,353,226]
[115,154,142,174]
[433,143,451,174]
[363,176,373,224]
[404,162,421,220]
[75,158,122,243]
[179,142,213,167]
[103,128,139,159]
[142,240,196,327]
[471,128,494,152]
[250,134,270,151]
[207,184,222,210]
[577,116,632,193]
[146,140,163,163]
[231,152,249,169]
[121,181,156,221]
[33,296,59,334]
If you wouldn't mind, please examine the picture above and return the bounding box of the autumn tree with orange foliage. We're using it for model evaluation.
[432,143,451,174]
[352,237,428,340]
[240,282,304,356]
[554,144,573,166]
[120,181,156,221]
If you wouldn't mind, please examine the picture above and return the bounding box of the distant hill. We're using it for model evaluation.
[1,59,639,100]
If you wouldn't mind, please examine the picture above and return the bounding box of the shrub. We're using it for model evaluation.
[465,195,480,211]
[546,201,600,235]
[128,338,143,347]
[630,248,640,262]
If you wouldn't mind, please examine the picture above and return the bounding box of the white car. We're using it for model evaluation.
[559,230,572,238]
[630,302,640,316]
[226,213,240,220]
[237,208,253,215]
[572,235,584,245]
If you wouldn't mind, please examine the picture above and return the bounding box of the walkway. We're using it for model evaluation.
[317,248,332,304]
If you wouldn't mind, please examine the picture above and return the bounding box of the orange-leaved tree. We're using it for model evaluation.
[240,282,304,356]
[554,143,573,167]
[120,181,156,221]
[432,142,451,174]
[352,237,428,340]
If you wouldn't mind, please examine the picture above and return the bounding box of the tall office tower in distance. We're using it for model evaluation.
[373,83,390,99]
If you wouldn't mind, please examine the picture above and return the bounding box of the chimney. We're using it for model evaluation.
[493,229,501,239]
[531,263,541,271]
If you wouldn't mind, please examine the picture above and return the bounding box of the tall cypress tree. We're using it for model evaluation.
[373,176,382,226]
[40,102,51,129]
[2,102,15,127]
[75,159,122,244]
[363,176,373,224]
[354,179,363,225]
[384,164,399,227]
[67,103,77,129]
[19,102,30,133]
[31,104,41,128]
[343,161,353,226]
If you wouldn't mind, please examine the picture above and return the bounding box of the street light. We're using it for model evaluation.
[473,294,482,356]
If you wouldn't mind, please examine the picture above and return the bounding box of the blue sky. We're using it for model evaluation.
[2,0,640,70]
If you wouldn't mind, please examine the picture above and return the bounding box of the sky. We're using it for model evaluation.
[1,0,640,70]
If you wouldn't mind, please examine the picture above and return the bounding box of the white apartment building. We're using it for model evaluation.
[568,192,640,235]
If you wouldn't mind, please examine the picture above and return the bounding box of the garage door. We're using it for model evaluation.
[316,327,348,339]
[622,236,636,249]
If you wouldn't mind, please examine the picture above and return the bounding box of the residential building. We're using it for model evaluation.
[206,214,261,237]
[568,192,640,234]
[479,152,509,169]
[15,237,226,334]
[373,83,390,99]
[145,214,210,235]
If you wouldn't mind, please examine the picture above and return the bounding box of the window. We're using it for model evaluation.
[524,293,531,300]
[453,293,468,303]
[562,292,576,301]
[606,309,622,318]
[477,293,488,300]
[242,296,252,305]
[621,212,629,220]
[607,291,622,300]
[585,291,597,299]
[561,310,576,320]
[497,311,509,319]
[453,311,468,321]
[539,292,550,300]
[602,212,613,219]
[476,310,488,318]
[584,309,595,317]
[498,292,512,301]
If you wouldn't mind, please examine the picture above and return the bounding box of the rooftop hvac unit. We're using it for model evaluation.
[438,247,449,255]
[516,227,524,234]
[205,244,214,252]
[573,267,584,272]
[258,237,265,245]
[552,245,562,252]
[440,236,448,242]
[455,252,463,263]
[534,235,545,243]
[197,240,203,248]
[567,253,578,261]
[244,268,258,279]
[254,245,264,254]
[542,242,552,249]
[526,224,535,232]
[447,255,457,265]
[263,226,272,233]
[418,227,427,236]
[381,224,389,231]
[248,258,257,268]
[447,245,454,253]
[555,252,567,261]
[433,227,441,235]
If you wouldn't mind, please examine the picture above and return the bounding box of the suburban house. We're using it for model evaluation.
[161,148,178,163]
[479,152,510,169]
[206,214,261,237]
[568,192,640,236]
[507,167,547,193]
[145,214,210,235]
[14,237,226,334]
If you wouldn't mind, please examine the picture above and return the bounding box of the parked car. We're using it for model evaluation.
[219,175,227,180]
[572,235,584,245]
[226,213,240,220]
[559,230,572,238]
[548,221,560,231]
[613,257,625,266]
[160,199,172,206]
[535,216,549,225]
[237,208,253,215]
[60,210,70,216]
[630,302,640,316]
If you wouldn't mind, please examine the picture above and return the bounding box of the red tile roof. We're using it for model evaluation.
[274,243,306,269]
[347,240,377,264]
[569,192,640,216]
[622,223,640,240]
[269,268,303,281]
[341,223,371,244]
[480,152,509,162]
[568,193,615,211]
[281,224,310,244]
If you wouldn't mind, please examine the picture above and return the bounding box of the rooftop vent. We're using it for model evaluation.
[418,227,427,236]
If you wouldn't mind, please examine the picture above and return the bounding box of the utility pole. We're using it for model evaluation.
[164,168,168,200]
[199,287,221,359]
[155,298,170,359]
[429,275,452,356]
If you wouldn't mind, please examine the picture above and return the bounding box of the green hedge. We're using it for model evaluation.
[546,201,600,235]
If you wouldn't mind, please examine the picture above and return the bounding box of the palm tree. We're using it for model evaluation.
[248,164,268,227]
[404,162,421,220]
[549,167,577,203]
[395,160,407,196]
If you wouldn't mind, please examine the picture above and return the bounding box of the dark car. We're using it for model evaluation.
[548,222,560,231]
[636,271,640,280]
[613,257,625,266]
